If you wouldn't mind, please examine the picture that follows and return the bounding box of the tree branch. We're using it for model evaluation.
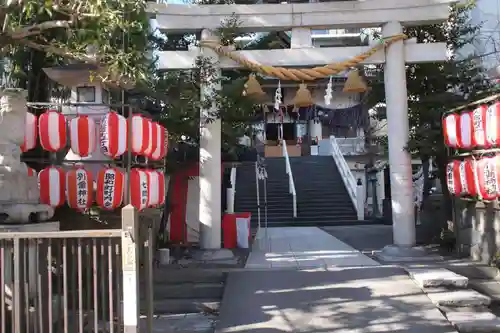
[9,20,73,39]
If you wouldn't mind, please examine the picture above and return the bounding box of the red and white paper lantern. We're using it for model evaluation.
[130,168,149,210]
[39,110,67,152]
[130,115,150,156]
[149,123,167,160]
[21,112,37,152]
[96,168,125,210]
[446,160,464,196]
[458,112,473,149]
[446,159,477,197]
[147,169,165,207]
[70,116,97,157]
[100,112,127,158]
[475,155,500,200]
[66,167,93,211]
[443,113,460,148]
[38,166,65,207]
[485,102,500,148]
[472,105,489,148]
[27,167,36,177]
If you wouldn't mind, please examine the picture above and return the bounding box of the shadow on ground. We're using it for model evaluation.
[321,225,394,253]
[215,266,456,333]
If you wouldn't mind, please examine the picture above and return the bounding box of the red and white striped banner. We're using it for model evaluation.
[70,115,97,157]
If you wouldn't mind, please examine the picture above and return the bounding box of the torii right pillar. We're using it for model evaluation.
[378,21,426,260]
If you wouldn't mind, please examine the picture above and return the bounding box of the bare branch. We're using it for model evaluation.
[10,20,73,39]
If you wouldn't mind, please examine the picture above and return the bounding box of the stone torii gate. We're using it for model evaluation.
[148,0,453,255]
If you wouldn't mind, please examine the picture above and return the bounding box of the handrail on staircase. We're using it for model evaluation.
[282,140,297,218]
[330,135,365,220]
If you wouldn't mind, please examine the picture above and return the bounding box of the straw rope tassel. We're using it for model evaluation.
[199,34,407,81]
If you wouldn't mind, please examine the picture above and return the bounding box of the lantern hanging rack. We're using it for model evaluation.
[445,92,500,115]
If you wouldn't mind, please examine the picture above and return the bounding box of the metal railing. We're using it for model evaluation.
[282,140,297,218]
[0,206,155,333]
[330,135,364,220]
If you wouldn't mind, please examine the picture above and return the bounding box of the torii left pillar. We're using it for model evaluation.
[199,29,222,249]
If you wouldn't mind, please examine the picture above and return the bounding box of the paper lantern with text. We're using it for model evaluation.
[463,158,479,197]
[100,112,127,158]
[130,168,149,210]
[70,115,96,157]
[475,155,500,200]
[485,102,500,148]
[130,115,150,156]
[150,123,167,160]
[21,112,37,152]
[446,160,464,196]
[96,168,125,210]
[472,105,489,148]
[443,113,460,148]
[147,169,165,207]
[457,112,473,149]
[39,110,67,152]
[66,167,93,211]
[38,166,65,207]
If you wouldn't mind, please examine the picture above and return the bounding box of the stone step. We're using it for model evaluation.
[140,313,216,333]
[141,282,224,300]
[425,288,491,307]
[149,269,226,284]
[469,280,500,302]
[147,298,221,314]
[407,268,469,288]
[445,310,500,332]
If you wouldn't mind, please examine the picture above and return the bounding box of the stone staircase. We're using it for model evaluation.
[290,155,359,225]
[407,266,500,332]
[234,156,380,227]
[234,159,293,228]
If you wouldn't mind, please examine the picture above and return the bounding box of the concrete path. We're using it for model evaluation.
[215,227,457,333]
[247,227,379,269]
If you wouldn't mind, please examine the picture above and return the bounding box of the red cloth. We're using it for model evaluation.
[222,213,252,249]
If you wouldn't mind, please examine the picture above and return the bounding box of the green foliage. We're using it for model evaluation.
[1,0,152,87]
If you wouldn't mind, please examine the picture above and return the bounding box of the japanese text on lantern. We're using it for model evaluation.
[459,161,468,193]
[76,170,88,207]
[446,163,454,193]
[100,116,109,155]
[103,171,116,209]
[483,162,497,197]
[141,178,148,206]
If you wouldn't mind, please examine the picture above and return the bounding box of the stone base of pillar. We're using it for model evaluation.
[374,245,443,263]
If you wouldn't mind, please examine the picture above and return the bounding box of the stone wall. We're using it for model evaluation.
[453,199,500,263]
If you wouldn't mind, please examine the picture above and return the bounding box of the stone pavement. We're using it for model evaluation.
[247,227,379,269]
[215,227,457,333]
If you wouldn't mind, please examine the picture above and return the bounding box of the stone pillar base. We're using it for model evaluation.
[374,245,443,263]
